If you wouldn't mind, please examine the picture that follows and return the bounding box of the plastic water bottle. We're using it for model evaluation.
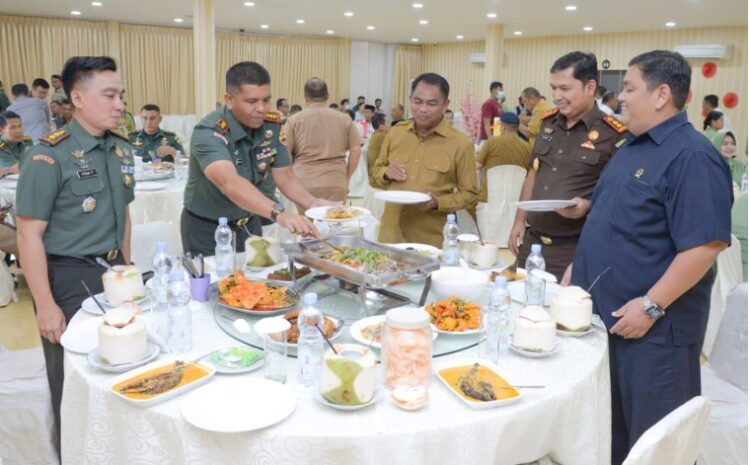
[166,268,192,353]
[297,292,324,388]
[441,214,460,266]
[150,242,171,341]
[484,277,512,362]
[215,217,234,279]
[174,150,186,181]
[525,244,546,306]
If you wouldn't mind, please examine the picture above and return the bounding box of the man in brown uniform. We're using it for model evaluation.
[371,72,479,248]
[508,52,627,280]
[286,77,363,210]
[475,112,531,202]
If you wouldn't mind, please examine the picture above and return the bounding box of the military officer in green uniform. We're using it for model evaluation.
[129,103,185,162]
[182,61,336,256]
[0,110,32,174]
[16,56,134,456]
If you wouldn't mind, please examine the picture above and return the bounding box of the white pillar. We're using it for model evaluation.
[193,0,216,118]
[483,24,504,87]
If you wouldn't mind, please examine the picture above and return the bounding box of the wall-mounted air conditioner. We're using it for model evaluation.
[674,44,731,60]
[469,52,486,64]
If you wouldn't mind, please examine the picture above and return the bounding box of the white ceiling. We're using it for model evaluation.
[0,0,746,43]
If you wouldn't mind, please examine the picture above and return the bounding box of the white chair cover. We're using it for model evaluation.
[704,234,744,356]
[623,396,712,465]
[130,221,182,271]
[348,146,369,198]
[135,114,197,155]
[0,348,59,465]
[476,165,526,246]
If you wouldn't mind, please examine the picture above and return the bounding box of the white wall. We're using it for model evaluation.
[349,41,397,115]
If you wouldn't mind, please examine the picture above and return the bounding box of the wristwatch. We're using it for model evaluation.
[270,202,285,223]
[642,295,665,321]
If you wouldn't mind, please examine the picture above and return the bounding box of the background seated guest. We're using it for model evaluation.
[703,93,733,131]
[50,101,64,130]
[354,101,366,121]
[49,74,66,103]
[599,91,618,116]
[60,99,73,126]
[289,104,302,116]
[276,97,290,121]
[518,86,554,146]
[339,98,350,111]
[444,109,454,126]
[0,111,30,174]
[329,102,339,110]
[30,78,50,100]
[480,81,504,142]
[595,84,607,106]
[367,112,388,180]
[371,72,479,248]
[129,103,184,162]
[374,97,385,115]
[7,83,50,143]
[286,77,363,208]
[712,130,746,189]
[0,80,10,111]
[475,112,531,202]
[390,103,405,125]
[702,110,724,140]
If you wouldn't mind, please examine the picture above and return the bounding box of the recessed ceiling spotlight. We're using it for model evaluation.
[174,17,184,23]
[513,31,523,35]
[344,11,354,17]
[296,19,305,24]
[260,24,269,29]
[456,34,464,39]
[70,10,82,15]
[583,26,593,32]
[419,19,428,25]
[486,12,497,19]
[412,3,423,8]
[91,1,103,6]
[665,21,676,27]
[243,1,254,5]
[366,25,375,30]
[326,30,335,34]
[411,38,419,42]
[565,5,577,11]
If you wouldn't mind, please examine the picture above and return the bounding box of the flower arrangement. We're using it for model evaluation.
[459,83,482,143]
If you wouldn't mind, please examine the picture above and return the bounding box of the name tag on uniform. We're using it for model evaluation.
[235,158,243,166]
[120,165,135,174]
[540,134,553,142]
[77,169,98,179]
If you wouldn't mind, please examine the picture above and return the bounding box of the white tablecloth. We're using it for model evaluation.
[61,276,611,465]
[129,177,186,248]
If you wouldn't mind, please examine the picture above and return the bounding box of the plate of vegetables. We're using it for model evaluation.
[425,297,484,335]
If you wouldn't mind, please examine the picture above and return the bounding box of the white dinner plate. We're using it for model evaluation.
[181,377,297,432]
[200,347,264,374]
[510,342,560,358]
[60,317,102,354]
[81,295,150,315]
[87,342,161,373]
[304,206,370,222]
[507,281,562,307]
[134,172,174,182]
[390,243,442,260]
[375,190,431,205]
[314,385,383,411]
[434,358,524,409]
[431,324,485,336]
[351,315,438,349]
[512,200,577,212]
[135,182,166,191]
[556,326,594,337]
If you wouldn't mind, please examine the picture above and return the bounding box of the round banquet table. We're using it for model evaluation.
[130,176,186,239]
[61,267,611,465]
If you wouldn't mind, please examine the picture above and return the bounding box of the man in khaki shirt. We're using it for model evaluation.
[371,73,479,248]
[286,77,363,210]
[519,87,555,146]
[476,112,531,202]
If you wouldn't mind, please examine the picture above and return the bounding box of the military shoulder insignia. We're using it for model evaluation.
[32,154,56,165]
[216,118,230,134]
[602,115,627,134]
[540,108,559,120]
[40,129,70,146]
[263,112,281,124]
[109,128,130,142]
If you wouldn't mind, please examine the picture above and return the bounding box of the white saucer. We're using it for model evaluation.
[556,326,594,337]
[315,386,383,411]
[512,200,577,212]
[510,342,560,358]
[87,343,161,373]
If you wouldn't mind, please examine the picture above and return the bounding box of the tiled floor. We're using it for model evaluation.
[0,279,40,352]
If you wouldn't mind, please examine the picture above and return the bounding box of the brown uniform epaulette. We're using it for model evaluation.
[109,128,130,142]
[216,117,230,134]
[263,111,281,123]
[602,115,627,134]
[40,129,70,146]
[540,108,559,120]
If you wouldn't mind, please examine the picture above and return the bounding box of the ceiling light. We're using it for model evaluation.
[70,10,82,15]
[565,5,577,11]
[583,26,593,32]
[456,34,464,40]
[296,19,305,24]
[411,38,419,42]
[344,11,354,17]
[419,20,428,25]
[174,17,184,23]
[91,1,103,6]
[513,31,523,35]
[326,30,335,34]
[412,3,423,8]
[243,1,254,5]
[260,24,269,29]
[486,12,497,18]
[665,21,676,27]
[366,25,375,30]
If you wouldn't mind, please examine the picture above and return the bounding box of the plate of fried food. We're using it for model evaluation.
[282,310,344,347]
[305,206,370,222]
[265,265,313,283]
[110,358,215,407]
[425,297,484,335]
[211,270,299,315]
[434,359,523,409]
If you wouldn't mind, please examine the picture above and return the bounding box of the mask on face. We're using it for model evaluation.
[497,90,506,103]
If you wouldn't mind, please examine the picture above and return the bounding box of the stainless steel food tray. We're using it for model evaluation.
[282,236,440,289]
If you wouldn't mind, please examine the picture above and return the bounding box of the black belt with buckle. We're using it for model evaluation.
[47,249,121,265]
[185,209,251,227]
[528,229,580,246]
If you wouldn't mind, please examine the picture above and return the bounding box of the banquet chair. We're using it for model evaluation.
[703,234,743,357]
[130,221,181,272]
[622,396,712,465]
[476,165,526,246]
[698,283,748,465]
